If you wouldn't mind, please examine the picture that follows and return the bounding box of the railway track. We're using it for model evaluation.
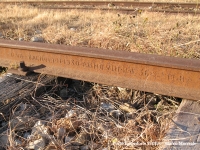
[0,1,200,14]
[0,1,199,7]
[38,7,200,14]
[0,39,200,101]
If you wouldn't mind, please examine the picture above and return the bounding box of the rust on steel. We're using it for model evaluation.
[0,1,199,8]
[0,39,200,100]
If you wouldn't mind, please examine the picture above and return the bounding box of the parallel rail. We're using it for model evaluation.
[38,7,200,14]
[0,1,199,8]
[0,39,200,100]
[1,1,199,14]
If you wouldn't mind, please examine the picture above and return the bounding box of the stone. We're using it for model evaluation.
[1,122,6,127]
[60,88,68,99]
[14,139,22,146]
[0,131,8,147]
[0,32,4,38]
[31,37,44,42]
[57,127,66,139]
[109,110,122,118]
[80,145,89,150]
[65,136,74,143]
[35,30,42,34]
[100,102,115,112]
[70,28,76,31]
[19,103,28,111]
[27,137,46,150]
[23,131,31,139]
[31,120,49,137]
[65,110,76,119]
[19,38,24,41]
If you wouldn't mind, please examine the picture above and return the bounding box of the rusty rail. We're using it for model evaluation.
[37,7,200,15]
[0,39,200,100]
[0,1,199,8]
[1,1,199,14]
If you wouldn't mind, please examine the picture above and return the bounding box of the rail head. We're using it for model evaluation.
[0,39,199,72]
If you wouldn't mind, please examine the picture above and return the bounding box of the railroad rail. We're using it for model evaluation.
[1,1,199,14]
[0,1,199,8]
[0,39,200,101]
[37,7,200,14]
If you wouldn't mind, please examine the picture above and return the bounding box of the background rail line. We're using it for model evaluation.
[0,1,199,7]
[0,39,200,100]
[0,1,200,14]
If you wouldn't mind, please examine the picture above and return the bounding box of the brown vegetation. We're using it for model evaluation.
[0,4,200,58]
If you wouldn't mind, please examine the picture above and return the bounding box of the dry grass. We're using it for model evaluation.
[0,75,180,150]
[0,3,197,150]
[0,4,200,59]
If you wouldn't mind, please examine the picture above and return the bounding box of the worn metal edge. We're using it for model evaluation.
[0,39,200,72]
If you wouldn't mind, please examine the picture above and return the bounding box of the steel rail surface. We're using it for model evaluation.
[0,39,200,100]
[0,1,199,8]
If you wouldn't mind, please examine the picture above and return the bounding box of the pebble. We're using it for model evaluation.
[109,110,122,118]
[0,32,4,38]
[80,145,89,150]
[100,102,115,112]
[65,110,76,119]
[0,131,8,147]
[70,28,76,31]
[60,88,68,99]
[32,120,49,136]
[27,137,45,150]
[23,132,31,139]
[14,139,22,146]
[65,136,74,143]
[35,30,42,34]
[57,127,66,139]
[1,121,6,127]
[19,37,24,41]
[31,37,44,42]
[19,103,28,111]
